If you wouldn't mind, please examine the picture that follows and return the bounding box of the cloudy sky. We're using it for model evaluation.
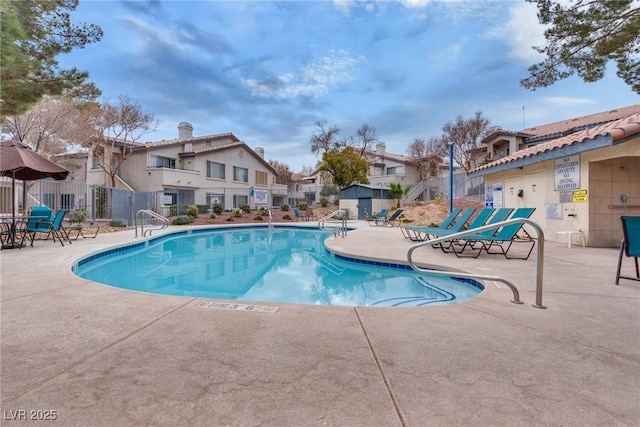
[59,0,639,171]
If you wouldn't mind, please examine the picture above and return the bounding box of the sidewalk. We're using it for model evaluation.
[1,223,639,426]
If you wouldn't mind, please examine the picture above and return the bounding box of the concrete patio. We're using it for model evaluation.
[1,222,639,426]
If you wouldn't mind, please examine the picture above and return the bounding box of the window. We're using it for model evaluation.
[233,166,248,183]
[206,193,225,208]
[255,170,267,186]
[233,194,248,208]
[206,161,225,179]
[43,193,55,209]
[61,194,75,210]
[387,166,404,175]
[150,155,176,169]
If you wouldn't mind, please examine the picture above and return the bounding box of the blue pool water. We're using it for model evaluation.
[73,226,483,307]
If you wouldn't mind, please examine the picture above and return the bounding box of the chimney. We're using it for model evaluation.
[178,122,193,140]
[376,142,386,155]
[255,147,265,158]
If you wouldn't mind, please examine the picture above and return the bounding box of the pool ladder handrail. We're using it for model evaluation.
[267,207,273,230]
[406,217,546,308]
[318,209,348,238]
[135,209,170,237]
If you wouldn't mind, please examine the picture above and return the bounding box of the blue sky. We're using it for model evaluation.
[59,0,639,171]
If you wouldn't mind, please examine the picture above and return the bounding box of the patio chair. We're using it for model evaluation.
[400,207,464,241]
[25,208,70,247]
[417,208,495,249]
[380,209,404,227]
[293,208,302,222]
[615,216,640,285]
[368,208,388,226]
[450,207,536,259]
[304,208,318,222]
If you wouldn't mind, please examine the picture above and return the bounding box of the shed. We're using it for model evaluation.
[339,183,393,220]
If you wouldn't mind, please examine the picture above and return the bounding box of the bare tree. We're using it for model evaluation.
[352,123,379,155]
[86,96,156,187]
[408,136,443,180]
[438,112,496,172]
[269,159,295,188]
[2,96,78,155]
[309,120,342,155]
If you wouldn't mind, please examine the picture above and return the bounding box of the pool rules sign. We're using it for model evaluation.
[554,155,580,191]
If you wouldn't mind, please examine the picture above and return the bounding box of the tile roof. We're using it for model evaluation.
[139,132,241,148]
[471,113,640,173]
[521,104,640,138]
[363,149,416,163]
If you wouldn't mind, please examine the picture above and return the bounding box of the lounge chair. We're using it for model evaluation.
[25,208,70,247]
[368,208,388,226]
[615,215,640,285]
[304,208,318,222]
[450,207,536,259]
[380,209,404,227]
[400,207,462,239]
[417,208,494,249]
[293,208,302,222]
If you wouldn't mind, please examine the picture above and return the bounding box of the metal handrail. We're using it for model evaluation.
[267,208,273,230]
[318,209,348,238]
[135,209,170,237]
[407,218,546,308]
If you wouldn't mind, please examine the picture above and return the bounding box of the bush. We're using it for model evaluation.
[68,208,88,225]
[109,219,127,227]
[210,203,223,214]
[231,207,243,217]
[280,204,289,211]
[239,204,251,213]
[297,201,308,210]
[186,204,199,217]
[282,214,292,220]
[320,197,328,207]
[253,215,263,221]
[172,216,194,225]
[258,206,269,216]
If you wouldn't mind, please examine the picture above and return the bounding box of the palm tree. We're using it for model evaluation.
[388,183,412,208]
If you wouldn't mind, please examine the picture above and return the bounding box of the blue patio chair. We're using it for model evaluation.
[368,208,388,226]
[615,216,640,285]
[292,208,302,222]
[25,209,70,247]
[451,207,536,259]
[401,208,475,241]
[380,209,404,227]
[400,207,461,238]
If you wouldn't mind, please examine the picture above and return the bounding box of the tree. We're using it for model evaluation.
[309,120,342,155]
[408,136,443,180]
[2,96,81,155]
[522,0,640,94]
[269,159,294,188]
[86,96,156,187]
[0,0,103,117]
[438,112,496,172]
[388,182,412,208]
[348,123,379,155]
[320,147,370,188]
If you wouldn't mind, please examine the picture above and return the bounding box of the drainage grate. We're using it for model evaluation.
[196,301,279,313]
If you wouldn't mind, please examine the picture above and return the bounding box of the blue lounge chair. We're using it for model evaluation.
[400,208,461,239]
[293,208,302,222]
[451,207,536,259]
[402,208,475,241]
[368,208,388,226]
[380,209,404,227]
[25,209,70,247]
[615,215,640,285]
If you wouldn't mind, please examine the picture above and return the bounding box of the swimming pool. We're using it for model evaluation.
[73,226,483,307]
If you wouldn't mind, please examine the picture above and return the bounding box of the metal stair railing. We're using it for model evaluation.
[135,209,170,237]
[318,209,348,238]
[406,218,546,308]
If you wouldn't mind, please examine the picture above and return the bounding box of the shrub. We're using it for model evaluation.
[253,215,263,221]
[239,203,251,213]
[109,219,127,227]
[68,208,88,225]
[282,214,292,220]
[297,201,307,210]
[172,216,194,225]
[258,206,269,216]
[319,197,328,207]
[209,213,216,219]
[207,217,216,224]
[186,204,199,217]
[226,217,234,222]
[212,203,224,214]
[231,207,243,217]
[280,204,290,211]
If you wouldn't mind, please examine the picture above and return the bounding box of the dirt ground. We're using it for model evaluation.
[87,199,485,234]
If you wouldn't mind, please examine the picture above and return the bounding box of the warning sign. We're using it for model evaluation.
[572,190,588,202]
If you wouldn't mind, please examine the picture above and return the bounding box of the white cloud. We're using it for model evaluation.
[400,0,432,8]
[244,50,361,99]
[489,2,547,62]
[543,96,594,107]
